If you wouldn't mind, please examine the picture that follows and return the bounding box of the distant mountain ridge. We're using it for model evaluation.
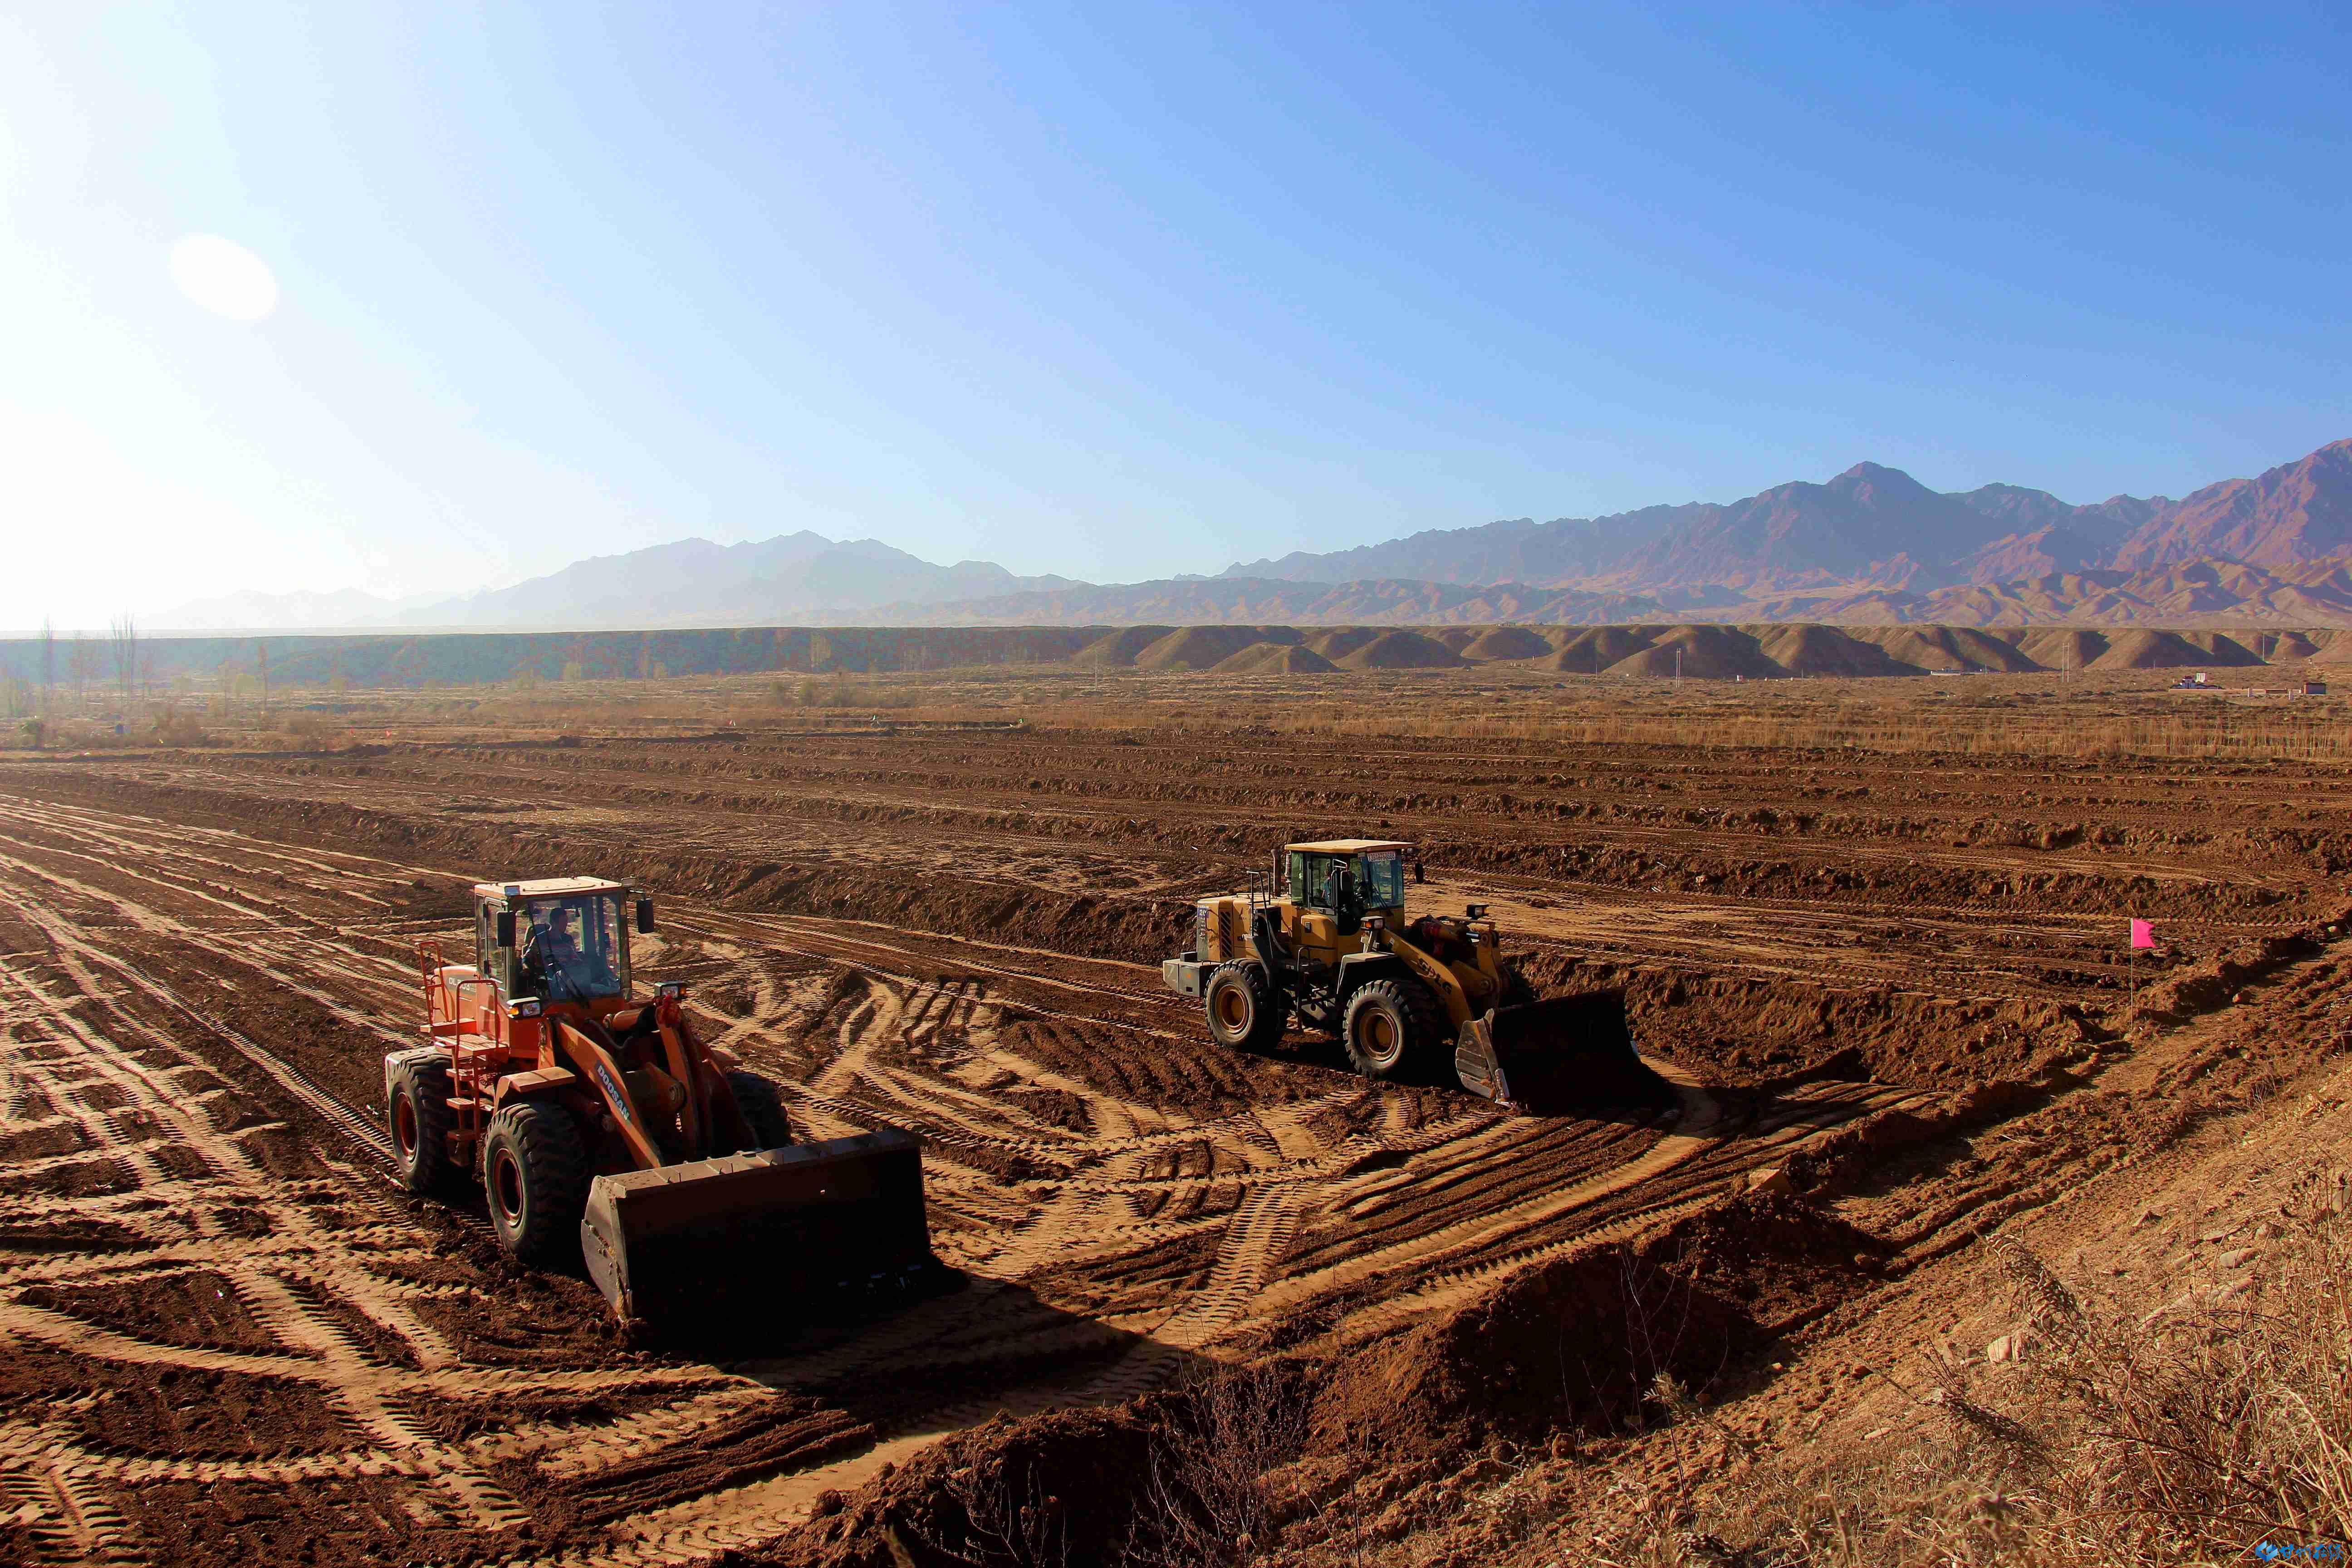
[1221,440,2352,599]
[398,532,1077,628]
[146,437,2352,632]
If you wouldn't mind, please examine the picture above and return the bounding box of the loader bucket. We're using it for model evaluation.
[580,1128,941,1323]
[1454,990,1674,1114]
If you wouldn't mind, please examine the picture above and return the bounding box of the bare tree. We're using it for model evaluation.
[107,614,137,703]
[257,640,269,713]
[68,633,95,711]
[39,617,54,711]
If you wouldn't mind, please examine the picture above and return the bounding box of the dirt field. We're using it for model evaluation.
[1,666,2344,1564]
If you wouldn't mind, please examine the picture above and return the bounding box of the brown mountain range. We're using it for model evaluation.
[1218,437,2352,605]
[157,437,2352,632]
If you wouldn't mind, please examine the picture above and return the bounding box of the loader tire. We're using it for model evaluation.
[1343,977,1445,1081]
[726,1069,793,1151]
[481,1101,588,1267]
[1204,963,1281,1052]
[387,1057,460,1197]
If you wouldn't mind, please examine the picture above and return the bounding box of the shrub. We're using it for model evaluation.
[152,706,211,748]
[282,711,340,748]
[1677,1182,2352,1566]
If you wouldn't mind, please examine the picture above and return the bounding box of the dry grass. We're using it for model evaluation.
[1646,1181,2352,1567]
[13,662,2349,765]
[1050,686,2352,763]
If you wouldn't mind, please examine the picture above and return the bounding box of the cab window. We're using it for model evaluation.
[515,893,629,1001]
[1360,851,1405,909]
[476,902,510,992]
[1289,853,1343,911]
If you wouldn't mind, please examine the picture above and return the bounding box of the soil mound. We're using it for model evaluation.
[1548,625,1659,673]
[1512,951,2098,1090]
[1315,1191,1880,1449]
[1212,642,1340,675]
[1133,626,1301,671]
[1456,626,1554,662]
[1860,624,2041,673]
[1072,626,1177,668]
[1604,625,1776,679]
[1754,624,1912,677]
[2173,630,2266,665]
[1305,627,1383,662]
[2244,630,2323,661]
[2012,627,2105,671]
[766,1405,1156,1568]
[2302,631,2352,665]
[1331,630,1463,671]
[2088,628,2258,670]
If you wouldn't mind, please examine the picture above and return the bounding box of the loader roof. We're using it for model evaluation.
[1284,839,1413,854]
[473,875,629,901]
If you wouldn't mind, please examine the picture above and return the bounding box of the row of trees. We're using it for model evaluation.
[15,617,287,715]
[15,617,141,712]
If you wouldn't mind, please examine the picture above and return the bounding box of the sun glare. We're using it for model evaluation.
[168,233,279,321]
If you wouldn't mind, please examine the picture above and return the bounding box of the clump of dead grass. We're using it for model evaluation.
[1656,1178,2352,1567]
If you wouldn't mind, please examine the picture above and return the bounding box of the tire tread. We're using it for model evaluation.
[482,1100,588,1266]
[389,1057,460,1196]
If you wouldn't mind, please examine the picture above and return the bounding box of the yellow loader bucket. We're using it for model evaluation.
[580,1128,939,1323]
[1453,990,1673,1114]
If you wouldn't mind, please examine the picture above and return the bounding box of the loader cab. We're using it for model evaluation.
[1280,840,1410,964]
[473,877,645,1006]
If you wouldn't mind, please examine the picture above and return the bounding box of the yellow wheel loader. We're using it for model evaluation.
[1162,842,1669,1112]
[390,877,941,1322]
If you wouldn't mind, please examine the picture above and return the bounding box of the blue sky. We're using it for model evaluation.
[5,3,2348,623]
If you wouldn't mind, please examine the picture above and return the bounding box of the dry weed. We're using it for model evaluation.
[1676,1188,2352,1566]
[1126,1363,1316,1568]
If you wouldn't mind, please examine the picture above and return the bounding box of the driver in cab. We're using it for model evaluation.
[1324,859,1366,935]
[519,904,613,1000]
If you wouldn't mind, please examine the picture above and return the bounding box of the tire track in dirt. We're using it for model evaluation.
[0,870,871,1561]
[0,779,1937,1560]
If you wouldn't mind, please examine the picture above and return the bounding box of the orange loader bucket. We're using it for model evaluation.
[1454,990,1673,1114]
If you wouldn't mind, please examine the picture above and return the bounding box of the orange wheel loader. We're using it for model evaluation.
[386,877,940,1321]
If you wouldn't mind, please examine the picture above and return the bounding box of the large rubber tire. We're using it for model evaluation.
[726,1068,793,1151]
[480,1101,588,1267]
[387,1057,459,1197]
[1204,963,1282,1052]
[1343,977,1446,1081]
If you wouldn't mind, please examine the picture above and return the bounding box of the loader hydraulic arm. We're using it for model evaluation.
[1382,930,1474,1031]
[550,1018,666,1171]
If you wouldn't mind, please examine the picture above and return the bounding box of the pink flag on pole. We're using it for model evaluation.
[2130,919,2155,951]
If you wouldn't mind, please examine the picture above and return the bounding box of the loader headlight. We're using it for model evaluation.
[510,999,543,1019]
[657,982,685,1000]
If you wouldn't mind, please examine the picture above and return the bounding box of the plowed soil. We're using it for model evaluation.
[1,680,2341,1565]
